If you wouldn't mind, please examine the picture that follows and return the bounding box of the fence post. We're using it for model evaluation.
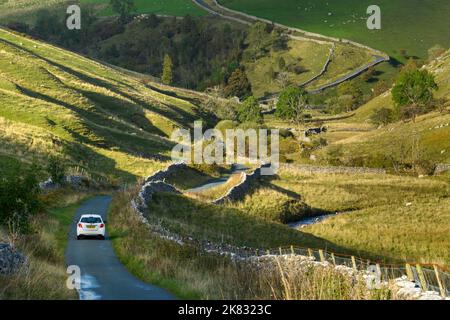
[376,264,382,280]
[308,248,313,259]
[433,265,446,298]
[405,263,414,281]
[351,256,357,270]
[255,249,259,257]
[331,253,336,265]
[266,249,271,256]
[416,264,428,291]
[319,250,326,263]
[290,245,294,255]
[279,247,283,255]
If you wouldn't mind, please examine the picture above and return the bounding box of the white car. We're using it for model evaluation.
[77,214,106,240]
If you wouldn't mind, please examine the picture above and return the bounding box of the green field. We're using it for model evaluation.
[274,168,450,265]
[80,0,206,16]
[220,0,450,61]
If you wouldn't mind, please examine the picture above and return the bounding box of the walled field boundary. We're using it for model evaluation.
[280,163,387,174]
[212,164,267,204]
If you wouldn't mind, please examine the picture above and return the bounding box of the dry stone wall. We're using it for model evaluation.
[280,164,386,174]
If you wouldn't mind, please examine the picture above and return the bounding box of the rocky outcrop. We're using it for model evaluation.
[39,175,89,191]
[0,243,27,275]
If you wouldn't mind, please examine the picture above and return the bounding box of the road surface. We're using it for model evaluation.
[186,164,248,193]
[65,195,175,300]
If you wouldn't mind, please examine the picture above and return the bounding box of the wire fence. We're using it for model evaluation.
[255,246,449,298]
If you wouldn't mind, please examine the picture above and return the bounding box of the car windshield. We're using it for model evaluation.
[80,217,102,224]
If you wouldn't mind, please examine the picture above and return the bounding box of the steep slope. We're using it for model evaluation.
[0,28,211,182]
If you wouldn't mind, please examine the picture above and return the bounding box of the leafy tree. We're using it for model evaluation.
[244,22,272,61]
[275,87,309,125]
[161,54,173,85]
[399,58,422,75]
[224,68,252,100]
[110,0,135,23]
[46,156,66,185]
[372,80,390,97]
[278,56,286,71]
[0,164,42,233]
[236,96,262,123]
[337,82,363,111]
[392,69,438,122]
[275,72,291,89]
[270,29,288,52]
[370,107,395,126]
[362,66,375,82]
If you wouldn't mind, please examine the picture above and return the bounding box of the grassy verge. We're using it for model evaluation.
[108,189,392,299]
[0,190,92,299]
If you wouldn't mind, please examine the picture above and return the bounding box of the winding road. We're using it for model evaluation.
[186,163,248,193]
[65,195,175,300]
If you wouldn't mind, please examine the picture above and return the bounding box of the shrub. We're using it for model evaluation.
[370,107,395,126]
[0,164,43,232]
[46,156,66,185]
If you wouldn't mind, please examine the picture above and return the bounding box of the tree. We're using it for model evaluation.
[276,72,291,89]
[362,66,375,82]
[236,96,262,123]
[278,56,286,71]
[0,164,42,233]
[275,87,309,125]
[161,54,173,85]
[224,68,252,100]
[392,69,438,122]
[372,80,390,97]
[46,156,66,185]
[370,107,395,126]
[337,82,363,111]
[110,0,135,23]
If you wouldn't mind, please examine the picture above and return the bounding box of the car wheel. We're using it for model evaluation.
[77,235,81,240]
[99,235,105,240]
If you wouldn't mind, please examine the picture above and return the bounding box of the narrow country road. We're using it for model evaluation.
[186,163,248,193]
[65,195,175,300]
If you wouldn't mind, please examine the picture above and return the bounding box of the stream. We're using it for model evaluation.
[288,213,337,228]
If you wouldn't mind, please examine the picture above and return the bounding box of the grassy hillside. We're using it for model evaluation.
[0,27,212,182]
[312,50,450,170]
[220,0,450,61]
